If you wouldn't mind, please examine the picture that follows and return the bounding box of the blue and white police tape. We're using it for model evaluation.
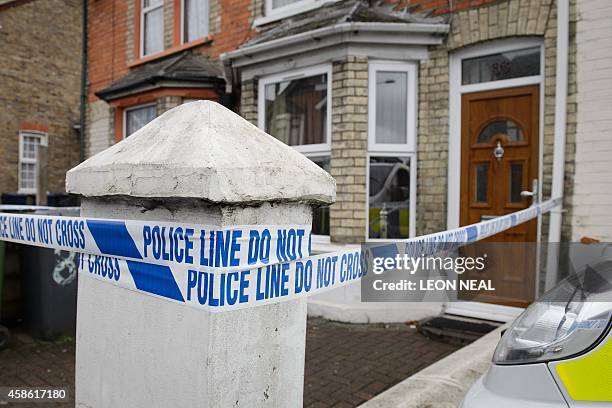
[0,212,311,271]
[0,197,562,312]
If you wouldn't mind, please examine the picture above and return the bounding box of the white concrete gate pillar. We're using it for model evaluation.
[66,101,335,408]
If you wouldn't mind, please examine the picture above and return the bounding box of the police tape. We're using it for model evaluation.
[0,212,311,271]
[0,197,562,312]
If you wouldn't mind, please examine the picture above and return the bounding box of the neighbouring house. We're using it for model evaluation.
[85,0,253,154]
[221,0,605,323]
[0,0,82,201]
[0,0,82,323]
[572,0,612,243]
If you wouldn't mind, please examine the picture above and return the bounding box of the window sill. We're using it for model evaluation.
[129,36,213,68]
[253,0,337,27]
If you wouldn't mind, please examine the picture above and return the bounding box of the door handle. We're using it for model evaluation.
[520,179,539,203]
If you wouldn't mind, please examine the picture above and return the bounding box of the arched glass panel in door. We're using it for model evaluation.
[477,119,524,143]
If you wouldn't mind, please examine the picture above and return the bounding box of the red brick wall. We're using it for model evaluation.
[209,0,254,58]
[86,0,502,104]
[87,0,129,103]
[87,0,253,104]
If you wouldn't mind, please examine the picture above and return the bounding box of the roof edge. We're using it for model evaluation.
[221,21,449,63]
[96,77,224,102]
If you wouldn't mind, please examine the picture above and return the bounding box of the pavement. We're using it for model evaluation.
[360,325,505,408]
[0,331,74,408]
[304,318,462,408]
[0,318,464,408]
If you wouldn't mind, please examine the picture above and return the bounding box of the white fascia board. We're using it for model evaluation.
[240,43,429,80]
[220,22,449,68]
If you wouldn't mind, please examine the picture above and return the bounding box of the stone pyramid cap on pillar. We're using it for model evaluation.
[66,101,336,205]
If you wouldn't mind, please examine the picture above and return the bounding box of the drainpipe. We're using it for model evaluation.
[79,0,88,162]
[545,0,569,291]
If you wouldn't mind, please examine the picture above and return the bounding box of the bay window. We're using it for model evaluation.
[260,67,330,153]
[309,156,331,236]
[141,0,164,57]
[125,104,157,137]
[367,61,417,239]
[259,65,332,235]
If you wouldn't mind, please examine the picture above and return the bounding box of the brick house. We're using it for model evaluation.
[0,0,82,199]
[221,0,589,322]
[84,0,610,323]
[85,0,253,155]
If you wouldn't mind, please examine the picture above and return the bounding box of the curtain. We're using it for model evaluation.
[126,106,156,137]
[184,0,209,42]
[144,6,163,55]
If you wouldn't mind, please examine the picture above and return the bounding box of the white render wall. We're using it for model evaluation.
[70,101,336,407]
[571,0,612,241]
[75,200,310,408]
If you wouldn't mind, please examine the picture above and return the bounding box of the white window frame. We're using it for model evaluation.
[258,0,333,26]
[140,0,164,57]
[368,61,417,153]
[258,64,332,155]
[123,103,157,139]
[18,131,48,194]
[180,0,209,44]
[366,61,418,241]
[307,152,332,239]
[259,65,332,238]
[365,153,417,241]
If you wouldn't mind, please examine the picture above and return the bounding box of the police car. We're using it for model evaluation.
[461,256,612,407]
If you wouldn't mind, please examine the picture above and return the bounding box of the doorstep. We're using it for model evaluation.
[418,314,502,344]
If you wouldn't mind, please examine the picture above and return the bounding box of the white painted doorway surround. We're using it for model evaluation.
[445,38,545,322]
